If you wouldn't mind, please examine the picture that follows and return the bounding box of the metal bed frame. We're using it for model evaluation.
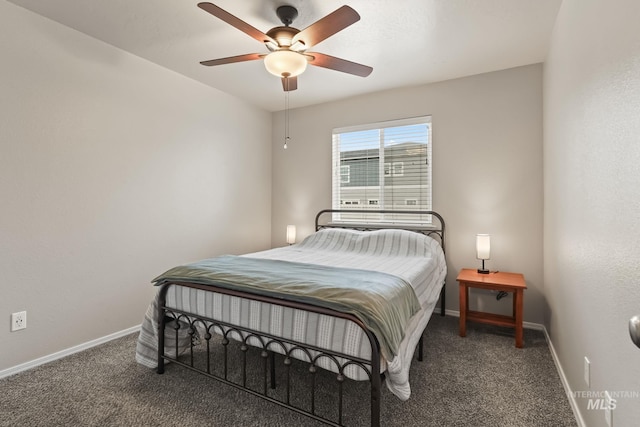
[156,209,446,426]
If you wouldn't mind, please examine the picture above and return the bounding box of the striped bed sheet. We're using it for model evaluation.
[135,227,446,400]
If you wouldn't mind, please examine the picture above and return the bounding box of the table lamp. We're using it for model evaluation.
[476,234,490,274]
[286,225,296,245]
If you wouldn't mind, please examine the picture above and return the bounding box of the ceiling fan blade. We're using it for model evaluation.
[292,6,360,48]
[200,53,263,66]
[198,2,276,45]
[282,76,298,91]
[307,52,373,77]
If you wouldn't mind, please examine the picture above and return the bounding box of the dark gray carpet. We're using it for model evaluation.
[0,315,576,426]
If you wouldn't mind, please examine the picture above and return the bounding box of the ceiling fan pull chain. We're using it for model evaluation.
[284,90,290,149]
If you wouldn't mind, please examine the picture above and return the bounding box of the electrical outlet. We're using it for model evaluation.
[11,311,27,332]
[584,357,590,387]
[604,390,613,427]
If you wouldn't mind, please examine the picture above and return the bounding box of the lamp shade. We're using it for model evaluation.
[476,234,491,260]
[286,225,296,245]
[264,50,307,77]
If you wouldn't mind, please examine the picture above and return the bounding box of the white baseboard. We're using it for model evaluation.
[438,308,462,317]
[0,325,141,380]
[542,327,586,427]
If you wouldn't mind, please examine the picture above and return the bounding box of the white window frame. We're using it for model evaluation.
[332,116,432,225]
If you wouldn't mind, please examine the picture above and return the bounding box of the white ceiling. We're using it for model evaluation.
[8,0,562,112]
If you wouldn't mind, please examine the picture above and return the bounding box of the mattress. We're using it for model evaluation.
[135,227,446,400]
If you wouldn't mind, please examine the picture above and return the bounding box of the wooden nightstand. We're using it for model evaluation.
[457,268,527,348]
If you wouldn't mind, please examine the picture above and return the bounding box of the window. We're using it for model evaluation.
[392,162,404,177]
[332,116,432,224]
[340,165,350,184]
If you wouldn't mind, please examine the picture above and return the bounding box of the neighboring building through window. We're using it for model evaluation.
[332,116,432,224]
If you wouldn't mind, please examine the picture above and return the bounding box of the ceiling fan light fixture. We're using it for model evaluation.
[264,50,308,78]
[198,3,372,90]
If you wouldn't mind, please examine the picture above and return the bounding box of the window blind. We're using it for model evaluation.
[332,116,432,224]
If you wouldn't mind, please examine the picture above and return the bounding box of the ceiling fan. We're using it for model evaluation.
[197,2,373,91]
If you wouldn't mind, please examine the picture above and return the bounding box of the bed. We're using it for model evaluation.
[135,209,446,426]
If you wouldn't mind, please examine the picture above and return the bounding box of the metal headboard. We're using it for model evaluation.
[314,209,446,254]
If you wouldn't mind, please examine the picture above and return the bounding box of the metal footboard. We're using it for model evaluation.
[156,282,382,427]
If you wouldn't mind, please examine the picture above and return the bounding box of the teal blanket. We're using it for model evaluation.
[153,255,421,361]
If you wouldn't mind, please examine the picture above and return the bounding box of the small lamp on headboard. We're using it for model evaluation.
[476,234,490,274]
[286,225,296,245]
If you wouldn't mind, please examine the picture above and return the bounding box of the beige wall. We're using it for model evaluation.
[544,0,640,425]
[272,64,544,324]
[0,2,272,371]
